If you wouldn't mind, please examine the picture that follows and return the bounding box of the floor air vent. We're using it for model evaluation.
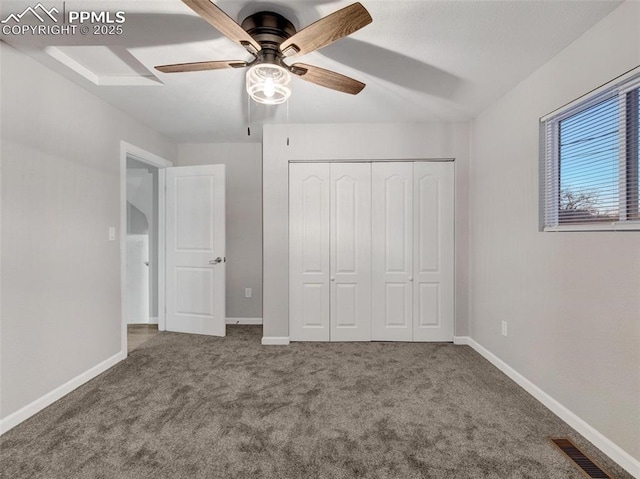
[550,438,612,478]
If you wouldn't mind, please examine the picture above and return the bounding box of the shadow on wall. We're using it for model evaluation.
[127,203,148,234]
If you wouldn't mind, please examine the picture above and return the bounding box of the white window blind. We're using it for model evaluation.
[542,71,640,230]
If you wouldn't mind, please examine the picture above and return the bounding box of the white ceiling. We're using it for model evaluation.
[2,0,622,142]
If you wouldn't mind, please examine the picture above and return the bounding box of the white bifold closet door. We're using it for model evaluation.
[290,161,453,342]
[330,163,372,341]
[412,162,454,341]
[371,163,414,341]
[372,162,454,342]
[289,162,372,341]
[289,163,331,341]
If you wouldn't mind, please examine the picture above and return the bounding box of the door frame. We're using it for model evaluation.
[120,141,172,355]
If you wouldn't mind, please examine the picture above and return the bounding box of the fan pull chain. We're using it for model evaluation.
[247,95,251,136]
[286,99,290,146]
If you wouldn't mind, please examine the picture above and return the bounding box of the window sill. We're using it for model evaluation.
[544,221,640,232]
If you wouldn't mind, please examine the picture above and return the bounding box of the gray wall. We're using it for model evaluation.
[262,122,471,339]
[469,1,639,462]
[126,203,149,234]
[178,143,263,320]
[0,42,177,420]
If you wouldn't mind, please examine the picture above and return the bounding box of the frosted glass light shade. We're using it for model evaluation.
[246,63,291,105]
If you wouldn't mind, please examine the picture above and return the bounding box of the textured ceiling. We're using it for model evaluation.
[2,0,623,142]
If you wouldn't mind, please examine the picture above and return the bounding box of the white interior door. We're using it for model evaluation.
[289,163,331,341]
[165,165,225,336]
[330,163,372,341]
[372,162,414,341]
[413,162,455,341]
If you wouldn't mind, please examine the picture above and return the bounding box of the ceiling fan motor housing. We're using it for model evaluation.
[241,11,296,65]
[155,2,371,96]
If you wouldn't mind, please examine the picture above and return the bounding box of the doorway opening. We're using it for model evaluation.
[120,142,229,355]
[126,158,156,325]
[120,142,172,354]
[126,158,159,350]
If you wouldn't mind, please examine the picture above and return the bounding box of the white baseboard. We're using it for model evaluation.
[453,336,470,345]
[127,319,157,325]
[0,351,126,435]
[465,337,640,478]
[226,317,263,325]
[261,336,290,345]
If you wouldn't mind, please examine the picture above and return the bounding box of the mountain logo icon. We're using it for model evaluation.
[1,3,59,24]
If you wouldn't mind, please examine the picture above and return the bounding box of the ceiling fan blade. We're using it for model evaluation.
[290,63,365,95]
[182,0,261,54]
[280,2,372,57]
[155,60,247,73]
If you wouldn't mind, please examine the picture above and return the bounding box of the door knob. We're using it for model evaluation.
[331,277,335,282]
[209,257,222,265]
[409,277,413,282]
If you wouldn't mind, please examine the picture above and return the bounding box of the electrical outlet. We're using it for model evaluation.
[501,321,508,337]
[108,227,116,241]
[245,288,252,298]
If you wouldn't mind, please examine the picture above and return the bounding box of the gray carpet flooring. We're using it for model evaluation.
[0,325,631,478]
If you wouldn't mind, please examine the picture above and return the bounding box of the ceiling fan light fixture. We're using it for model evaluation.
[246,63,291,105]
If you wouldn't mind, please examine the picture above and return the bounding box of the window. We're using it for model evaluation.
[542,71,640,230]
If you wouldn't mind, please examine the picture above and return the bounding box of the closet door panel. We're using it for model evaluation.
[413,162,454,341]
[330,163,372,341]
[372,162,413,341]
[289,163,330,341]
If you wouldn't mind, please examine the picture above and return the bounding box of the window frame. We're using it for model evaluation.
[541,69,640,232]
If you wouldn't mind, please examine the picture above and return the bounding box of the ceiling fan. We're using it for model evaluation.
[155,0,372,104]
